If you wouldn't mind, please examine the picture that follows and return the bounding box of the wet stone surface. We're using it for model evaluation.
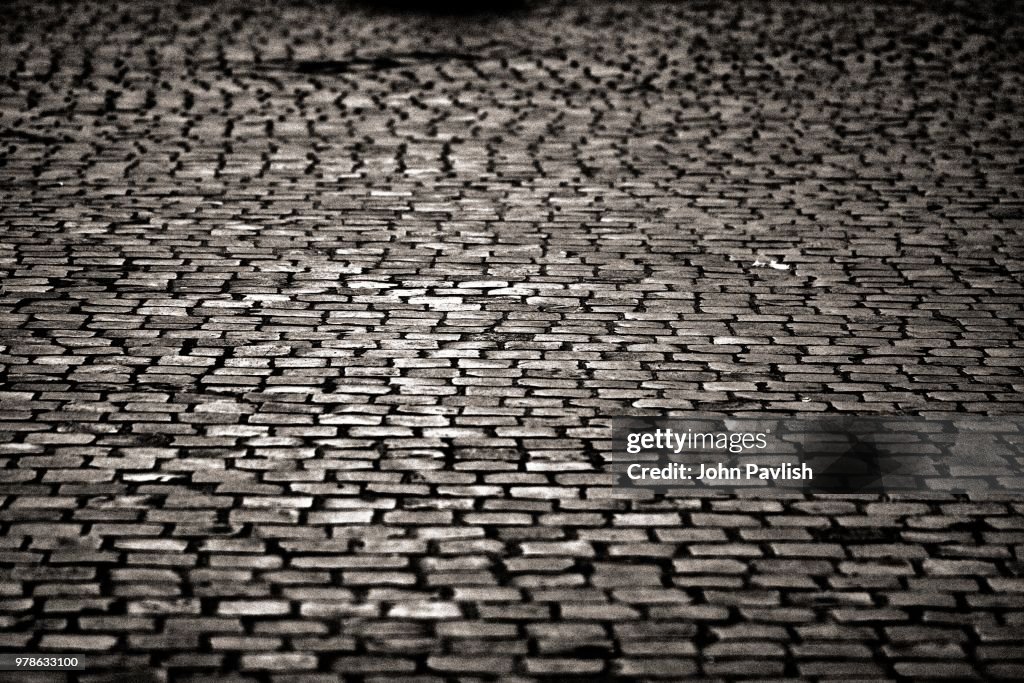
[1,0,1023,680]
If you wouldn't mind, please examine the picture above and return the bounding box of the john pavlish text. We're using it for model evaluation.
[627,462,813,482]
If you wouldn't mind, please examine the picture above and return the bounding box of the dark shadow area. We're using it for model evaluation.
[808,430,889,494]
[292,50,482,74]
[349,0,528,17]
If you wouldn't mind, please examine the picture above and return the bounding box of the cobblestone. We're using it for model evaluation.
[1,0,1024,680]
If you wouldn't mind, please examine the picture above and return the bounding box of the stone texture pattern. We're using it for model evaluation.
[1,0,1023,680]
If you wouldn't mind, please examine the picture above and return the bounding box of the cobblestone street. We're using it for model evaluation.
[1,0,1023,680]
